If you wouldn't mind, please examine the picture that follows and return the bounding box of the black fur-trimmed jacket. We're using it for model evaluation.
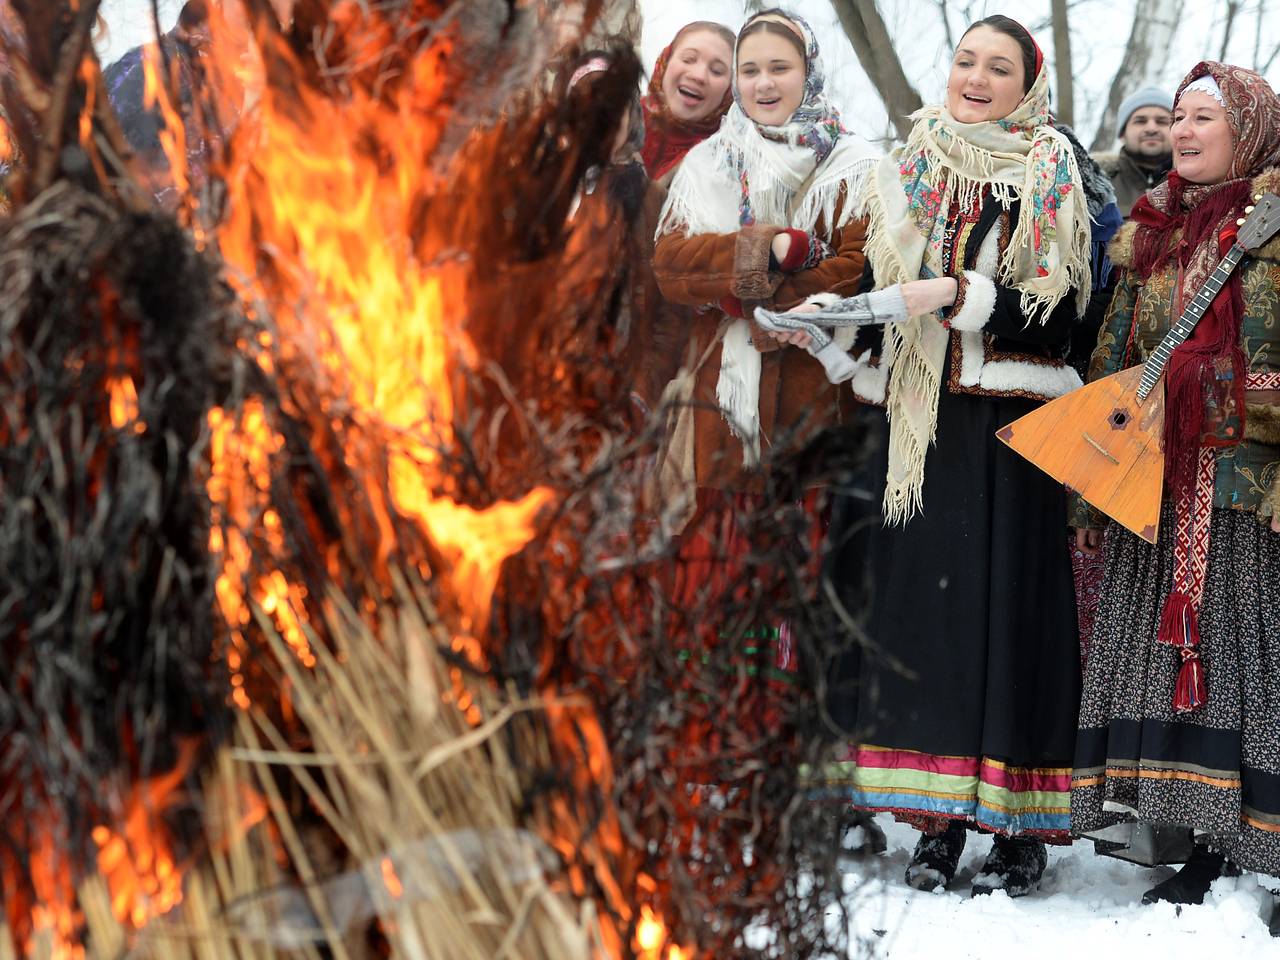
[847,196,1084,406]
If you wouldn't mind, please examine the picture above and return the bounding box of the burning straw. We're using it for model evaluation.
[0,1,868,957]
[76,574,599,960]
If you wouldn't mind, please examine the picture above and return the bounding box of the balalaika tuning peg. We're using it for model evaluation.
[1257,193,1265,201]
[1246,205,1256,213]
[1238,217,1247,226]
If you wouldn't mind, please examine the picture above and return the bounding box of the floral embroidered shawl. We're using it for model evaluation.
[860,60,1091,524]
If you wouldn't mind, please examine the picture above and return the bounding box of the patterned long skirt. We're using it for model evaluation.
[1071,505,1280,876]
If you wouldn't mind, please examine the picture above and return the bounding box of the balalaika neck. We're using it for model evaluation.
[1136,243,1246,400]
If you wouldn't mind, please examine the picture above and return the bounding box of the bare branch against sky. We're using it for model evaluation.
[103,0,1280,150]
[830,0,922,141]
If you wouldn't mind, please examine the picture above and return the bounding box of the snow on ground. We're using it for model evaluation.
[839,816,1278,958]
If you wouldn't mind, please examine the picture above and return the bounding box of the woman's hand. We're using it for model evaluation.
[900,277,959,316]
[771,232,793,264]
[762,300,818,349]
[1074,527,1103,555]
[1272,514,1280,534]
[765,328,812,348]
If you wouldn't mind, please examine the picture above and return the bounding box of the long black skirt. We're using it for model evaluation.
[825,382,1081,840]
[1072,503,1280,876]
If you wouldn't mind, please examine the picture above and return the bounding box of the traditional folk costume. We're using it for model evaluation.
[640,33,733,188]
[826,55,1093,881]
[652,13,877,510]
[650,12,876,710]
[1071,63,1280,888]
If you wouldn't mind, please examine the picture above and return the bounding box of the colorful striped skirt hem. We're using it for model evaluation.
[823,744,1073,840]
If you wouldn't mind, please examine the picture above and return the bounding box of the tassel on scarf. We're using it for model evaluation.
[1157,590,1206,713]
[1174,650,1207,714]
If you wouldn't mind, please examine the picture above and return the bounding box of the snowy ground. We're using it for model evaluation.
[839,816,1278,958]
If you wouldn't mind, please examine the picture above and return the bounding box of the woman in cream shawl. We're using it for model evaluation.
[826,15,1092,899]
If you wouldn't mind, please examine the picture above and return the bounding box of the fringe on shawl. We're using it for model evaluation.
[859,187,944,524]
[1003,135,1093,325]
[715,319,762,467]
[656,127,877,240]
[858,120,1093,525]
[792,153,879,234]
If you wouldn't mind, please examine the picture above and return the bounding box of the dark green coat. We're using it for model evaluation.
[1073,210,1280,526]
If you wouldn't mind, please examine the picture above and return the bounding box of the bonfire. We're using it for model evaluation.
[0,2,865,957]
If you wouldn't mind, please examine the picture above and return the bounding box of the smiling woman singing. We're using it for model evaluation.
[1070,63,1280,928]
[650,9,876,503]
[822,15,1093,899]
[640,21,735,187]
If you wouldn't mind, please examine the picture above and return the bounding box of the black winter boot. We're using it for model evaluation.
[1269,895,1280,937]
[971,835,1048,898]
[905,820,966,892]
[840,811,888,858]
[1141,846,1239,905]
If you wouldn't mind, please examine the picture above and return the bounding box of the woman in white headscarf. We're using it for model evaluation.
[651,8,877,520]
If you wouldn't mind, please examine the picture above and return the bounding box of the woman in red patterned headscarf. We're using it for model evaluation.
[641,21,734,187]
[1072,61,1280,925]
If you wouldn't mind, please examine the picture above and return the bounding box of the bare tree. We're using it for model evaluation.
[932,0,956,51]
[1051,0,1074,127]
[1089,0,1185,151]
[1218,0,1241,62]
[1254,0,1266,71]
[831,0,923,141]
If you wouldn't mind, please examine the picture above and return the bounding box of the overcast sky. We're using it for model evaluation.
[98,1,1280,148]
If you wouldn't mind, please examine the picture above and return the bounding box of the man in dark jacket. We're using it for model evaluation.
[1093,86,1173,216]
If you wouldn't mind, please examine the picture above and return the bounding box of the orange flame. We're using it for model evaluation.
[207,400,315,709]
[636,904,665,954]
[91,740,199,930]
[141,41,191,203]
[26,831,84,960]
[210,13,552,636]
[105,375,142,432]
[380,857,403,900]
[635,903,691,960]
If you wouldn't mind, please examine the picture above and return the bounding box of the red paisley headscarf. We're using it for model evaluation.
[1129,61,1280,499]
[641,23,734,181]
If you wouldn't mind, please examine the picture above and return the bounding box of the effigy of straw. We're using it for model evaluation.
[68,572,595,960]
[0,0,870,955]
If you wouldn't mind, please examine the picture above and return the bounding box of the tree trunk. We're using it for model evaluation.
[831,0,923,142]
[1089,0,1185,151]
[1218,0,1240,62]
[1051,0,1073,127]
[1253,0,1266,71]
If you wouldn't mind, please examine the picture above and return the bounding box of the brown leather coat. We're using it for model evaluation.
[652,204,867,490]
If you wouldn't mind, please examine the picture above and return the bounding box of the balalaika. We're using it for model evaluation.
[997,192,1280,543]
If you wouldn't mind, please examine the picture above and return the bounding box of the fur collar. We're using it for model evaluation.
[1091,151,1121,177]
[1245,403,1280,445]
[1108,220,1140,269]
[1110,167,1280,268]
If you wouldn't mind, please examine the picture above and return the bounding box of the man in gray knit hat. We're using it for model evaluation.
[1093,85,1174,216]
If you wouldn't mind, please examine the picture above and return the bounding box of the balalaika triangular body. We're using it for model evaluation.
[997,366,1164,541]
[997,192,1280,544]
